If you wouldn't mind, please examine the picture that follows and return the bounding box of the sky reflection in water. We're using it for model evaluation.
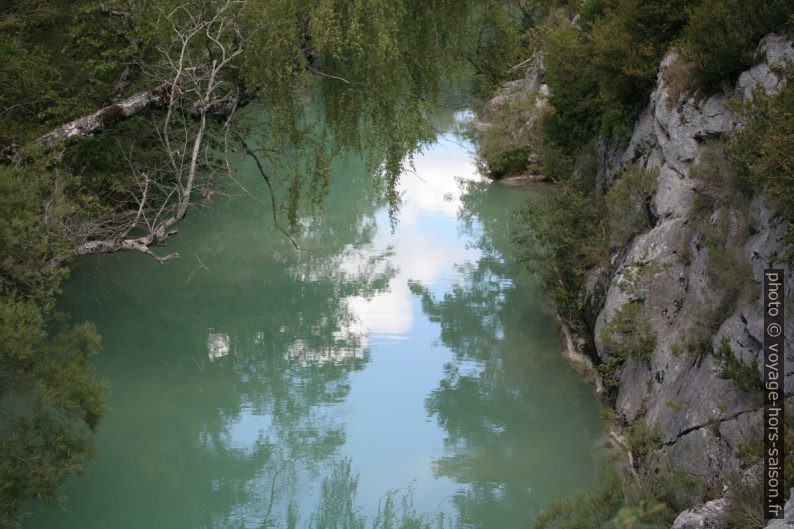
[26,118,604,529]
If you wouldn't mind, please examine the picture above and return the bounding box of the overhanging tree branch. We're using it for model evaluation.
[234,132,299,250]
[35,85,169,145]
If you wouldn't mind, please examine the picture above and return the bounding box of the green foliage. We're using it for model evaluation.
[680,0,794,89]
[585,0,693,136]
[665,399,687,412]
[721,470,766,529]
[513,184,608,328]
[728,70,794,263]
[464,1,526,97]
[690,142,747,210]
[610,501,666,529]
[601,302,656,363]
[0,162,107,526]
[732,411,794,494]
[671,325,711,359]
[713,337,763,401]
[625,418,662,464]
[613,256,670,301]
[532,470,625,529]
[533,461,709,529]
[534,0,692,154]
[538,139,575,184]
[597,300,656,390]
[691,206,756,316]
[473,91,541,178]
[671,300,727,359]
[605,165,658,247]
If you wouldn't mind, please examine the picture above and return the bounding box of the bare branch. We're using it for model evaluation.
[234,132,300,249]
[307,65,354,85]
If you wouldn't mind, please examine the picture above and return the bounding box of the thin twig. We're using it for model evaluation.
[234,132,300,249]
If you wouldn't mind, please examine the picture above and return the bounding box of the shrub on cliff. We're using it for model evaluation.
[713,338,764,401]
[474,91,543,178]
[600,302,656,364]
[512,183,608,329]
[597,301,656,389]
[605,164,659,247]
[680,0,794,89]
[728,70,794,263]
[535,0,693,153]
[533,461,709,529]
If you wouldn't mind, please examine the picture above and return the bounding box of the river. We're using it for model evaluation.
[26,113,604,529]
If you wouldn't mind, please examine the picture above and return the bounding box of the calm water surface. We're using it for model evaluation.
[26,118,604,528]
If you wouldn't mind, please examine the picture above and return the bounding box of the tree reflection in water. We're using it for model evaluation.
[36,130,603,529]
[408,179,604,528]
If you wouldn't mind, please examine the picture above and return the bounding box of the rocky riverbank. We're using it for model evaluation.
[487,34,794,527]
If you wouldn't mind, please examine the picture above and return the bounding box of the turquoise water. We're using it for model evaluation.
[25,119,604,528]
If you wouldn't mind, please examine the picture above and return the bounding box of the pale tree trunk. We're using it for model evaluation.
[38,0,247,271]
[36,86,169,145]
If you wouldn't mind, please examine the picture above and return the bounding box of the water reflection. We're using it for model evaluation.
[27,118,603,529]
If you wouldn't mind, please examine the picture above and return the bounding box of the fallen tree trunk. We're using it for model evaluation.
[36,85,169,145]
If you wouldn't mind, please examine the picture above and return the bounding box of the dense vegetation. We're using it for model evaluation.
[728,68,794,260]
[474,1,794,527]
[0,0,529,525]
[498,0,794,360]
[3,0,793,526]
[477,0,794,176]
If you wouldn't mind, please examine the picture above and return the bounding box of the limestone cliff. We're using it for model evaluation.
[593,32,792,476]
[499,34,794,526]
[597,34,794,526]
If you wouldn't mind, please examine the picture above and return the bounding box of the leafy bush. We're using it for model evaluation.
[689,207,756,324]
[626,418,663,465]
[690,142,748,210]
[660,52,698,108]
[513,183,608,328]
[535,0,693,154]
[671,299,731,359]
[721,470,766,529]
[713,337,763,401]
[671,323,712,359]
[465,0,525,97]
[728,69,794,262]
[533,460,710,529]
[601,302,656,364]
[535,16,603,152]
[605,165,658,247]
[680,0,794,89]
[532,470,626,529]
[474,91,543,178]
[538,138,575,183]
[586,0,693,136]
[597,301,656,390]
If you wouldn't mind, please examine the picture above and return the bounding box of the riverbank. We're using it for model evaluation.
[480,32,794,528]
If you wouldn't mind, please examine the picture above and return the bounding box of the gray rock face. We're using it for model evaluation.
[670,488,794,529]
[670,498,727,529]
[484,55,548,110]
[485,31,794,528]
[737,34,794,101]
[592,33,794,488]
